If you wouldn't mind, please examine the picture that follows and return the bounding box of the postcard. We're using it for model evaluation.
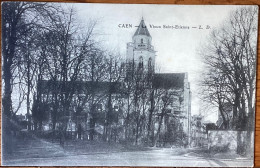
[1,2,258,167]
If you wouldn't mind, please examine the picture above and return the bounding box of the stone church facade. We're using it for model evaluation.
[125,18,192,144]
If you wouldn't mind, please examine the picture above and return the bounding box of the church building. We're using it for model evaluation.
[34,18,192,146]
[124,18,192,145]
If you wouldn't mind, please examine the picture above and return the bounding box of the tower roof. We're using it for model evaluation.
[134,18,151,37]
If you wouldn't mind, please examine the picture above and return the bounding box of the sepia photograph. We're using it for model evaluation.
[1,2,258,167]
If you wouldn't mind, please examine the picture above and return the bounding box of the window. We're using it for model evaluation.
[141,38,143,43]
[148,57,152,67]
[139,56,143,68]
[139,56,143,62]
[97,104,102,111]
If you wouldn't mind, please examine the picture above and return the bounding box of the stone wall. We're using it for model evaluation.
[207,130,249,153]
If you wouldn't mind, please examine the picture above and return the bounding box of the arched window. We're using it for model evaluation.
[141,38,143,43]
[139,56,143,68]
[139,56,143,62]
[148,57,152,68]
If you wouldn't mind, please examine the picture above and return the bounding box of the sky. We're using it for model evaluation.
[72,4,243,122]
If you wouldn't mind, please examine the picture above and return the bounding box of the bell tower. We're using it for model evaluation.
[126,18,156,71]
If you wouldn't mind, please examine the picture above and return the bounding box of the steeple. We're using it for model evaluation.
[134,18,151,37]
[126,18,155,72]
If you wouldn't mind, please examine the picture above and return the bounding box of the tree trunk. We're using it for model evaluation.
[2,67,13,118]
[104,93,112,141]
[27,59,31,130]
[89,96,96,141]
[154,111,164,147]
[147,90,154,146]
[232,89,240,129]
[124,96,130,140]
[246,104,254,156]
[2,5,17,119]
[218,101,228,129]
[135,117,139,145]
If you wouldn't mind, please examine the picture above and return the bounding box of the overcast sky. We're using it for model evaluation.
[72,4,244,122]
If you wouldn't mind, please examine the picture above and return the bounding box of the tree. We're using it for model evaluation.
[36,7,100,141]
[2,1,57,154]
[200,6,257,155]
[2,2,46,118]
[200,69,232,129]
[103,53,124,142]
[153,89,180,147]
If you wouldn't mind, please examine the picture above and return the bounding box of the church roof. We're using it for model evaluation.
[37,80,122,94]
[134,18,151,37]
[153,73,185,89]
[38,73,187,95]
